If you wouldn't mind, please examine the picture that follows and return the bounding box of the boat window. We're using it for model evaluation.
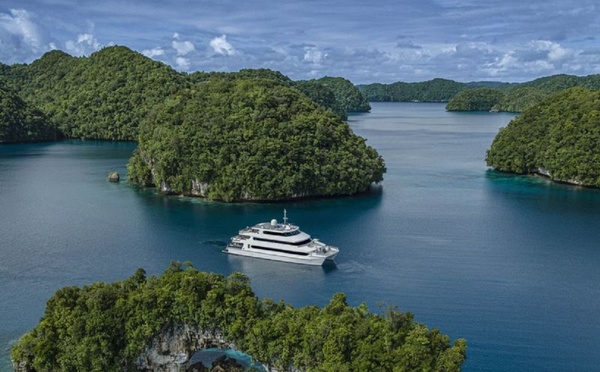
[254,237,311,246]
[263,230,301,236]
[250,245,309,256]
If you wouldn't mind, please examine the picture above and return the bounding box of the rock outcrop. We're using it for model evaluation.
[107,171,120,182]
[135,323,232,372]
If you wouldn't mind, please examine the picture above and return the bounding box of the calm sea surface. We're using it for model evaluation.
[1,102,599,371]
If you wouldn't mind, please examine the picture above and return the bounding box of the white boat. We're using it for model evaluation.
[223,210,339,266]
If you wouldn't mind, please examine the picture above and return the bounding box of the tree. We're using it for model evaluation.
[487,87,600,187]
[446,88,504,111]
[0,80,57,142]
[128,77,386,202]
[12,267,467,371]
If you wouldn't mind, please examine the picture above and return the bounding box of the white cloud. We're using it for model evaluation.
[175,56,190,70]
[172,33,195,56]
[0,9,51,63]
[477,40,576,80]
[2,2,599,83]
[65,33,101,56]
[4,9,41,47]
[142,47,165,58]
[210,34,236,56]
[303,46,325,64]
[541,41,569,61]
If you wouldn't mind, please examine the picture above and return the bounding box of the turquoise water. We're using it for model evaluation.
[1,102,599,371]
[190,348,267,371]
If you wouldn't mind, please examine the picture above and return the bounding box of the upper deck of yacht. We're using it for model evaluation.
[240,220,301,236]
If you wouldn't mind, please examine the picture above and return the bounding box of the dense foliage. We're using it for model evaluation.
[12,263,467,371]
[446,88,505,111]
[486,87,600,186]
[293,80,347,119]
[190,71,370,120]
[1,46,381,201]
[358,78,467,102]
[1,48,370,141]
[128,78,385,201]
[313,76,371,112]
[4,47,188,140]
[360,74,600,113]
[0,80,57,142]
[493,74,600,112]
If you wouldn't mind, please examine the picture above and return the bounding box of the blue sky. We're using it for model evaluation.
[1,0,599,84]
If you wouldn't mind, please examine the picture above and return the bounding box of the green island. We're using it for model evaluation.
[486,87,600,187]
[357,78,470,103]
[127,78,384,201]
[11,263,467,371]
[359,75,600,189]
[359,74,600,113]
[445,88,505,112]
[0,46,384,202]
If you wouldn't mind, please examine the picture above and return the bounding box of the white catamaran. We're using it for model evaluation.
[224,210,339,266]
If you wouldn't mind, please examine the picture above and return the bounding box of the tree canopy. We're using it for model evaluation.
[360,74,600,113]
[446,88,505,112]
[127,77,385,202]
[492,74,600,112]
[1,46,382,201]
[5,46,188,141]
[1,48,369,141]
[486,87,600,187]
[313,76,371,112]
[12,263,467,371]
[358,78,468,102]
[0,79,57,142]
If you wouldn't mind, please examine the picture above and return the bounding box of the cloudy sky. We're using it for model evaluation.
[1,0,599,84]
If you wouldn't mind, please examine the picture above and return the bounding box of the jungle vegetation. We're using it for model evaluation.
[127,78,385,201]
[188,69,360,120]
[11,263,467,371]
[445,88,506,112]
[311,76,371,113]
[1,46,382,201]
[362,74,600,113]
[486,87,600,186]
[493,74,600,112]
[0,80,58,143]
[358,78,467,102]
[0,46,369,141]
[2,47,187,141]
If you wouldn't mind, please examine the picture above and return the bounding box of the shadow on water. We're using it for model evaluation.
[321,260,338,273]
[484,169,600,213]
[189,348,267,372]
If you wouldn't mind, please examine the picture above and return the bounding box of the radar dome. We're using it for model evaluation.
[270,219,277,226]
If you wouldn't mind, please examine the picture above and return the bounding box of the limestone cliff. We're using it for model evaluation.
[135,322,232,372]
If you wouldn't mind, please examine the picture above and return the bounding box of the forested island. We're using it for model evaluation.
[0,46,370,142]
[0,46,383,202]
[127,78,384,201]
[357,78,514,104]
[359,75,600,189]
[486,87,600,187]
[11,263,467,371]
[358,78,470,103]
[445,88,505,112]
[359,74,600,113]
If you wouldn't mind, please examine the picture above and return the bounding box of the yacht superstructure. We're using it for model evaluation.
[224,210,338,266]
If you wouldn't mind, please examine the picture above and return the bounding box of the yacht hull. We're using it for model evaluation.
[223,246,337,266]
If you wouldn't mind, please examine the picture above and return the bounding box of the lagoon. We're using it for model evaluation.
[1,102,599,371]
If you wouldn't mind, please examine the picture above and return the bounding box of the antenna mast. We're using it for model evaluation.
[283,209,288,225]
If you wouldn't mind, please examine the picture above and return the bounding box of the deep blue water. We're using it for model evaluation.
[1,102,600,371]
